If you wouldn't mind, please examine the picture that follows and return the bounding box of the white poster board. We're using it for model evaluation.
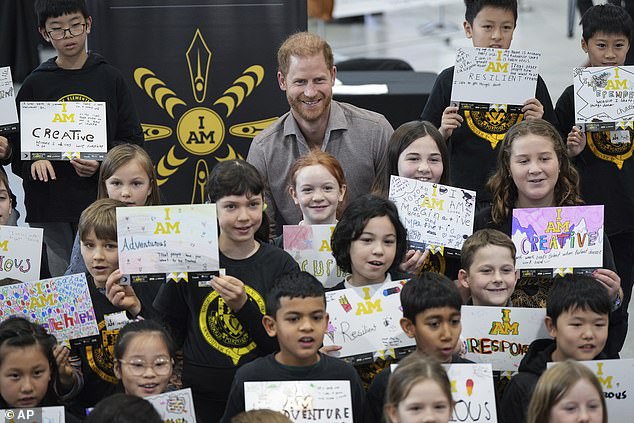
[117,204,219,279]
[324,280,414,364]
[0,225,43,282]
[444,363,498,423]
[451,47,541,111]
[20,101,107,160]
[146,388,197,423]
[573,66,634,131]
[283,224,344,288]
[244,380,353,423]
[391,362,498,423]
[389,175,475,251]
[0,66,18,133]
[548,359,634,422]
[461,306,550,371]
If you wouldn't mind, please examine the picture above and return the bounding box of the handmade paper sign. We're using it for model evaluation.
[283,224,344,288]
[324,280,414,365]
[0,406,66,422]
[20,101,107,160]
[244,380,353,423]
[573,66,634,132]
[390,362,498,422]
[146,388,197,423]
[389,175,475,252]
[0,273,99,345]
[444,363,498,423]
[117,204,219,279]
[451,47,541,112]
[0,67,18,133]
[461,306,550,371]
[0,225,43,282]
[512,205,604,272]
[548,359,633,422]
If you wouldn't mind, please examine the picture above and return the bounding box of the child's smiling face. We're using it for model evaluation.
[348,215,397,286]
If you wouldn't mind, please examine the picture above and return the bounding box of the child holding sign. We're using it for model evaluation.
[70,199,159,414]
[8,0,143,278]
[554,3,634,359]
[527,360,607,423]
[221,272,366,423]
[371,120,447,274]
[384,353,453,423]
[0,317,80,422]
[476,119,621,311]
[66,144,160,276]
[274,150,347,247]
[329,194,408,387]
[501,275,611,423]
[366,272,468,423]
[420,0,555,208]
[153,160,299,423]
[113,319,174,398]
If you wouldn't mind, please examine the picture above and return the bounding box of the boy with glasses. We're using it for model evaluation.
[7,0,143,278]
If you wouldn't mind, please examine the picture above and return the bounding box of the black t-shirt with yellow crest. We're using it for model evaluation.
[555,84,634,235]
[421,66,556,203]
[153,242,299,400]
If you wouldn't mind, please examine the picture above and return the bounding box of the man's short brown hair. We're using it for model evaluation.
[460,228,516,271]
[277,31,334,75]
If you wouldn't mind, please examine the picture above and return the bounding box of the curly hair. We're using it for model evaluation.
[486,119,583,224]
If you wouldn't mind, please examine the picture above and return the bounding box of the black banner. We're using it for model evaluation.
[88,0,307,204]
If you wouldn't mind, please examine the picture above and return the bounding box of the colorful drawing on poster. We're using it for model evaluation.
[573,66,634,131]
[283,224,345,288]
[117,204,219,274]
[548,359,634,422]
[146,388,197,423]
[0,225,43,282]
[461,306,550,372]
[324,280,414,364]
[0,66,18,131]
[451,47,541,107]
[512,205,604,270]
[389,175,475,251]
[0,273,98,344]
[244,380,353,423]
[20,101,108,160]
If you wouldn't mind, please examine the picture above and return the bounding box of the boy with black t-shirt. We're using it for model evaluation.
[420,0,556,206]
[554,3,633,358]
[9,0,143,277]
[220,272,366,423]
[69,199,161,415]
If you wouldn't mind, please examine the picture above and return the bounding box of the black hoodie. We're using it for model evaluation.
[11,52,143,223]
[499,338,607,423]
